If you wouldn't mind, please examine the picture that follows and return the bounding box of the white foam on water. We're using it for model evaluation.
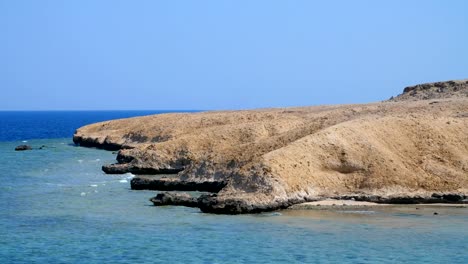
[80,192,86,196]
[95,159,100,162]
[77,160,83,163]
[46,183,66,187]
[258,212,283,217]
[119,179,128,183]
[22,140,27,143]
[90,184,98,187]
[125,172,135,179]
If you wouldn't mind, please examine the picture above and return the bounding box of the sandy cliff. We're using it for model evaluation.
[74,80,468,213]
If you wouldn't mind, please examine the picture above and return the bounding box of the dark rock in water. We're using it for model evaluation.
[15,145,32,151]
[433,212,439,215]
[197,194,248,214]
[431,193,466,202]
[441,194,465,202]
[197,194,305,214]
[102,164,131,174]
[150,192,198,207]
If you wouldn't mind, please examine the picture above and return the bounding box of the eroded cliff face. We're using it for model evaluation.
[73,80,468,213]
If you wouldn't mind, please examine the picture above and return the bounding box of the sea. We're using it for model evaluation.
[0,111,467,263]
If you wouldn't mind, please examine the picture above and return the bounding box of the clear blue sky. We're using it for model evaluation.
[1,1,467,110]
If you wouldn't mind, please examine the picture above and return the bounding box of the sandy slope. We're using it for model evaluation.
[74,80,468,213]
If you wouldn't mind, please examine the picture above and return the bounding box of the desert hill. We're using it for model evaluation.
[74,80,468,213]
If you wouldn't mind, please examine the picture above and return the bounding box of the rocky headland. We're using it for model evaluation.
[73,80,468,214]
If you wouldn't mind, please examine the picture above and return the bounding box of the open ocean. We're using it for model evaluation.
[0,111,467,263]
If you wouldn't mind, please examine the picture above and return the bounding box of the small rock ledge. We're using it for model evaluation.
[73,135,126,151]
[150,192,198,208]
[197,195,312,214]
[335,194,468,204]
[102,164,184,175]
[131,177,227,193]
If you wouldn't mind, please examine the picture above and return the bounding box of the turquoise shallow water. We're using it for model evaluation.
[1,139,468,263]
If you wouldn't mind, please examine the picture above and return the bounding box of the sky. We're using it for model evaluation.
[1,0,467,110]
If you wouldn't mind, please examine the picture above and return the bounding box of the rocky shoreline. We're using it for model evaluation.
[73,80,468,214]
[146,191,467,214]
[133,175,468,214]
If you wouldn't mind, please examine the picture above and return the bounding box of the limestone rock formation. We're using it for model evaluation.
[73,80,468,214]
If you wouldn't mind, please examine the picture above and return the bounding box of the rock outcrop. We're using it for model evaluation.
[15,145,32,151]
[74,80,468,214]
[150,192,198,207]
[389,79,468,101]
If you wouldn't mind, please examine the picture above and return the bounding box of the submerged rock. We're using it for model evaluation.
[15,145,32,151]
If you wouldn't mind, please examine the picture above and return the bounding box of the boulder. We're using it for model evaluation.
[15,145,32,151]
[150,192,198,207]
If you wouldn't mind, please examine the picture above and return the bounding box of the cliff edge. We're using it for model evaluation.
[74,80,468,214]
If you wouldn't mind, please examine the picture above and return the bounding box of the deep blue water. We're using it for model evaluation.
[0,111,467,263]
[0,110,192,142]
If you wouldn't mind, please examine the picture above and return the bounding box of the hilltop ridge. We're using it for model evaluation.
[389,79,468,101]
